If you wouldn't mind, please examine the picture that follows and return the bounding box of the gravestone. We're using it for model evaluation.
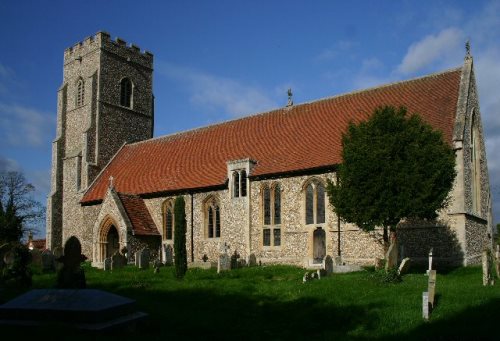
[397,257,411,276]
[385,235,398,271]
[56,236,87,289]
[426,248,433,276]
[482,250,494,286]
[324,255,334,275]
[230,250,240,269]
[137,248,150,269]
[164,244,173,266]
[53,246,64,271]
[248,253,257,267]
[30,248,43,269]
[428,270,436,308]
[111,252,127,270]
[217,253,230,273]
[103,257,111,271]
[238,259,247,267]
[153,259,162,274]
[422,292,429,320]
[41,249,55,272]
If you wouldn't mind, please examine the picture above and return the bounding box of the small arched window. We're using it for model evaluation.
[232,170,247,198]
[76,78,84,107]
[120,78,132,108]
[163,200,175,240]
[233,171,240,197]
[262,183,281,247]
[205,197,221,238]
[305,180,325,225]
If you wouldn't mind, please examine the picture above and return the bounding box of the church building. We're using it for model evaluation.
[46,32,494,268]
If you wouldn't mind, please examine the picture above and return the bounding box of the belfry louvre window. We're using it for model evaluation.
[232,170,247,198]
[206,198,221,238]
[305,181,325,225]
[163,200,174,240]
[76,78,84,107]
[263,183,281,247]
[120,78,132,108]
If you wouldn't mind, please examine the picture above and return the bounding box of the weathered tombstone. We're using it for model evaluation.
[153,259,162,274]
[397,257,411,276]
[426,248,433,276]
[422,292,429,320]
[164,244,173,266]
[135,251,140,267]
[324,255,334,275]
[41,249,55,272]
[428,270,436,308]
[230,250,240,269]
[56,236,87,289]
[138,248,150,269]
[385,234,398,271]
[53,246,64,271]
[248,253,257,267]
[111,252,126,270]
[482,249,494,286]
[217,253,230,273]
[30,248,43,269]
[103,257,111,271]
[238,259,247,267]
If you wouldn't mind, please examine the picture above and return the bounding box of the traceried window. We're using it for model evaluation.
[262,183,281,247]
[163,200,175,240]
[470,112,481,214]
[76,78,84,107]
[305,180,325,225]
[232,170,247,198]
[205,197,221,238]
[120,78,132,108]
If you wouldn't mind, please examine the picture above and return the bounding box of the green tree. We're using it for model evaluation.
[0,171,44,244]
[327,106,456,247]
[174,196,187,279]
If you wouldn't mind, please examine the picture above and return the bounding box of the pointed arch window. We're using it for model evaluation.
[232,170,247,198]
[262,183,281,247]
[205,197,221,238]
[76,78,84,107]
[120,78,132,108]
[163,200,175,240]
[305,180,325,225]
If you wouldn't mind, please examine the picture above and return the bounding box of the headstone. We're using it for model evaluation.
[426,248,433,276]
[397,257,411,276]
[153,259,161,274]
[53,246,64,271]
[482,250,494,286]
[333,256,342,266]
[230,250,240,269]
[135,251,140,267]
[138,248,150,269]
[103,257,111,271]
[30,248,43,268]
[324,255,334,275]
[56,236,87,289]
[1,244,33,288]
[422,292,429,320]
[428,270,436,308]
[248,253,257,267]
[164,245,173,266]
[41,249,55,272]
[385,234,398,271]
[217,253,230,273]
[111,252,127,270]
[374,258,384,270]
[238,259,247,267]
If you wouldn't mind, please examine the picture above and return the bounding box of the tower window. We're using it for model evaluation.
[76,78,84,107]
[120,78,132,108]
[232,170,247,198]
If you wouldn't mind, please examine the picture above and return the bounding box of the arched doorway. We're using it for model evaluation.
[313,227,326,263]
[106,225,119,258]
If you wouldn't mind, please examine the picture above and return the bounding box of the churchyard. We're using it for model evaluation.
[1,260,499,339]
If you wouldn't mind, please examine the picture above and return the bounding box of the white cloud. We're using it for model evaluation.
[0,102,54,147]
[0,156,20,172]
[158,63,278,117]
[397,28,464,75]
[315,40,358,62]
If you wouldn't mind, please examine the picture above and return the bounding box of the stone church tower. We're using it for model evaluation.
[46,32,154,252]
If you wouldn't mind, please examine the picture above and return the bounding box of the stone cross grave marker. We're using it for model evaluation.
[426,248,433,276]
[324,255,334,275]
[56,236,87,289]
[164,244,173,266]
[428,270,436,308]
[397,257,411,276]
[103,257,111,271]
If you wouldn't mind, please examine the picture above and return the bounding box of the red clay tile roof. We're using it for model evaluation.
[82,68,462,204]
[117,193,160,236]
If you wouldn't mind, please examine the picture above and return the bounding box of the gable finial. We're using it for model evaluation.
[287,88,293,107]
[465,39,472,60]
[109,176,114,189]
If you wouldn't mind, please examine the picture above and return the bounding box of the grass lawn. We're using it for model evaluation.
[1,264,499,340]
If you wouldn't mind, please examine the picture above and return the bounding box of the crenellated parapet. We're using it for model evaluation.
[64,31,153,69]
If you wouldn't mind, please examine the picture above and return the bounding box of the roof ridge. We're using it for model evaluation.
[128,66,462,148]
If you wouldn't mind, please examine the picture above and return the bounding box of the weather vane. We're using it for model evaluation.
[287,88,293,107]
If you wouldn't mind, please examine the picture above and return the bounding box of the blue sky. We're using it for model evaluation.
[0,1,499,239]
